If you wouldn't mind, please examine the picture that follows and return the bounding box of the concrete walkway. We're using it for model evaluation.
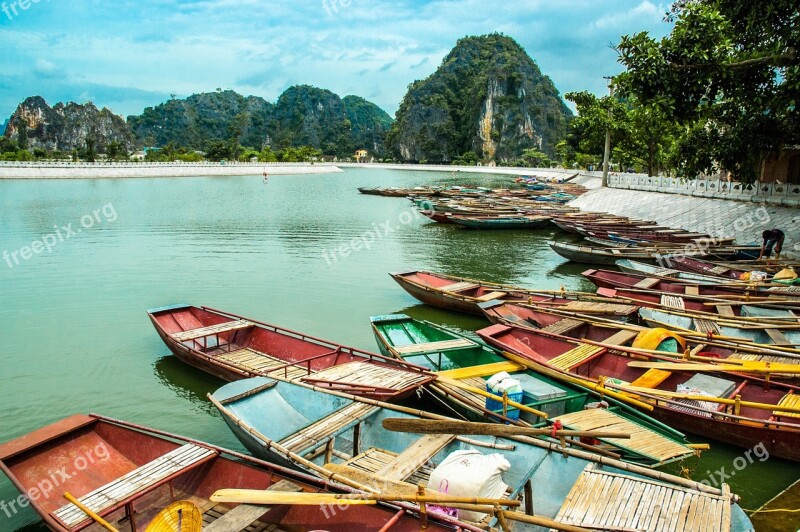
[0,162,343,179]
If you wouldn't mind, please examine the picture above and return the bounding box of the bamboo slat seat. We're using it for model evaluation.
[685,285,700,295]
[540,318,584,335]
[554,410,692,463]
[553,464,731,531]
[774,393,800,420]
[376,434,455,480]
[561,301,638,315]
[393,338,475,355]
[601,329,639,346]
[633,277,661,289]
[716,305,736,317]
[172,320,253,342]
[278,403,377,454]
[651,268,680,277]
[765,328,792,346]
[440,281,479,293]
[476,291,508,302]
[53,444,217,527]
[548,344,604,371]
[694,319,722,335]
[661,294,685,310]
[344,448,434,486]
[301,361,431,392]
[709,266,729,275]
[205,480,302,532]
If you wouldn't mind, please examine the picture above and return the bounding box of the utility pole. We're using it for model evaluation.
[601,76,614,188]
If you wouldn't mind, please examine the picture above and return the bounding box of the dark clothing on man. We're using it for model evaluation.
[762,229,785,258]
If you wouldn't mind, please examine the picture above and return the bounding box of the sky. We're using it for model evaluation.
[0,0,674,121]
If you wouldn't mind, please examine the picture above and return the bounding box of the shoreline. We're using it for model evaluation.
[0,162,344,179]
[0,161,609,180]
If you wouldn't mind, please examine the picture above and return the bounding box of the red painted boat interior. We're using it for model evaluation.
[478,324,800,425]
[152,306,376,371]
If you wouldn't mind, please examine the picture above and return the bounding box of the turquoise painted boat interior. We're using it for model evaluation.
[211,378,754,531]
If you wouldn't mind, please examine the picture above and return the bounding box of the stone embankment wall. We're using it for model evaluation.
[569,185,800,259]
[0,162,343,179]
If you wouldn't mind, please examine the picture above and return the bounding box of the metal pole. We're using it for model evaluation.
[601,77,614,188]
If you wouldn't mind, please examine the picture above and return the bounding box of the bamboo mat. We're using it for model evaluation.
[278,403,377,454]
[554,464,731,531]
[171,320,253,342]
[217,349,312,380]
[300,361,431,391]
[554,409,694,463]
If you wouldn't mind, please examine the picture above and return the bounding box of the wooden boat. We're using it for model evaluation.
[419,210,456,224]
[369,313,699,466]
[638,307,800,350]
[449,214,551,230]
[210,377,754,531]
[481,302,800,374]
[670,256,800,284]
[596,285,800,323]
[147,304,436,401]
[476,322,800,462]
[616,259,800,289]
[389,270,640,317]
[584,268,800,300]
[550,241,685,265]
[0,414,465,531]
[616,259,739,285]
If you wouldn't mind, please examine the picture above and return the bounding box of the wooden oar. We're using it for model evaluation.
[210,489,521,508]
[627,360,800,374]
[382,418,632,439]
[63,493,118,532]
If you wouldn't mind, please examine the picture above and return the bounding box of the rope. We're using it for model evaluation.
[550,420,563,438]
[744,508,800,514]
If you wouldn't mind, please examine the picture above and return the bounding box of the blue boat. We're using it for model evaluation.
[210,377,754,532]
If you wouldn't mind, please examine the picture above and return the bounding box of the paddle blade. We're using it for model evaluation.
[211,490,377,506]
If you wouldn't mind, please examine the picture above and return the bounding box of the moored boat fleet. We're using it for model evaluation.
[4,180,798,531]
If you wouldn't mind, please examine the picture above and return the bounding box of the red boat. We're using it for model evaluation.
[390,270,639,317]
[669,256,750,279]
[481,302,800,371]
[583,269,800,300]
[419,210,456,224]
[147,305,435,401]
[0,414,467,531]
[475,322,800,462]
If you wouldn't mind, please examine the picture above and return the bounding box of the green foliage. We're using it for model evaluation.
[565,90,678,175]
[104,141,128,161]
[79,137,97,162]
[145,143,201,162]
[452,151,479,165]
[258,146,278,162]
[280,146,322,162]
[387,33,573,164]
[615,0,799,181]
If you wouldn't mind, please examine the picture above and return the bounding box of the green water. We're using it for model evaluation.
[0,168,797,530]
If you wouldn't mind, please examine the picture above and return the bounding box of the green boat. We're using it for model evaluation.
[370,314,700,467]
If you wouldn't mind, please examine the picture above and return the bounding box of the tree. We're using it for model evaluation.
[258,146,278,162]
[519,148,551,167]
[615,0,799,182]
[105,141,127,161]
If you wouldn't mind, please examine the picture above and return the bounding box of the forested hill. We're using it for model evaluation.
[387,33,573,164]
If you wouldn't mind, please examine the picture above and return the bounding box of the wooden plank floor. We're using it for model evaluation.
[300,361,430,391]
[345,447,434,486]
[555,464,730,531]
[554,409,694,463]
[217,348,312,380]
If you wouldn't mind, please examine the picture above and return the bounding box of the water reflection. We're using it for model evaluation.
[153,355,225,416]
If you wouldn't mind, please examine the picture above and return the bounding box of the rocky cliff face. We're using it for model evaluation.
[4,96,134,152]
[387,34,573,163]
